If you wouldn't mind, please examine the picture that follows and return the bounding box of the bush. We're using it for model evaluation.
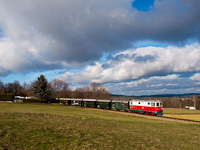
[0,94,14,101]
[23,98,43,103]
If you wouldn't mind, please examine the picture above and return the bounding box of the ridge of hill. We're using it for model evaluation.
[112,93,200,98]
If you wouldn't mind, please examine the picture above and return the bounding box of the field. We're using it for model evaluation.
[0,103,200,149]
[164,108,200,121]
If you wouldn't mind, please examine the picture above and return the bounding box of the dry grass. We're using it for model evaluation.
[164,108,200,121]
[0,103,200,149]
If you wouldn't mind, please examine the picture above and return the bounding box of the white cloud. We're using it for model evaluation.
[190,73,200,81]
[146,84,162,87]
[0,37,65,75]
[167,83,178,86]
[126,75,179,87]
[59,44,200,84]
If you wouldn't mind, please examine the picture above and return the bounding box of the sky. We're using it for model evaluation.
[0,0,200,96]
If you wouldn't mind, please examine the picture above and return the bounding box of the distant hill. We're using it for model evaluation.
[112,93,200,98]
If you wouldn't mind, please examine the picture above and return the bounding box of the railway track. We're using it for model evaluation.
[129,112,200,124]
[160,116,200,124]
[94,108,200,124]
[133,113,200,124]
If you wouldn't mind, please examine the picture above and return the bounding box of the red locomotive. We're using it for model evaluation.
[129,100,163,116]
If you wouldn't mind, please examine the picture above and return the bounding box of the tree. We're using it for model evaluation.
[51,79,69,91]
[50,79,69,98]
[12,80,23,94]
[192,94,198,108]
[0,80,4,93]
[5,83,14,93]
[32,75,52,100]
[91,82,100,92]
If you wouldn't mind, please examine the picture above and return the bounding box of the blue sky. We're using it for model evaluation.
[132,0,155,11]
[0,0,200,96]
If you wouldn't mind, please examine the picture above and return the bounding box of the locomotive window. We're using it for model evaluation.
[157,103,159,106]
[151,103,155,106]
[138,102,140,104]
[148,103,150,105]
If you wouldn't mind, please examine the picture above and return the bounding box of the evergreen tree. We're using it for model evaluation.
[32,75,52,100]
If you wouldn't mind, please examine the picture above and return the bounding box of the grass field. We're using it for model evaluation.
[164,108,200,121]
[0,103,200,150]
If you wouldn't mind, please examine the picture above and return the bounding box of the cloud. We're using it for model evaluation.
[0,38,63,76]
[190,73,200,81]
[166,83,178,86]
[146,84,162,87]
[103,74,199,96]
[0,0,200,76]
[125,75,179,88]
[59,44,200,86]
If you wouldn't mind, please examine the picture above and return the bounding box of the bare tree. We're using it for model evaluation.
[0,80,4,93]
[5,83,14,93]
[91,82,100,92]
[23,82,29,91]
[50,79,69,98]
[51,79,69,91]
[73,88,84,98]
[83,87,91,98]
[192,94,198,108]
[26,81,36,96]
[13,80,23,94]
[94,86,111,99]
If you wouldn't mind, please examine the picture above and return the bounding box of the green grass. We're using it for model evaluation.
[0,103,200,149]
[164,108,200,121]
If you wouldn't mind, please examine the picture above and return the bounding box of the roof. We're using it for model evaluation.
[70,98,83,101]
[97,99,111,102]
[112,100,129,103]
[83,99,96,102]
[130,99,162,103]
[59,98,70,100]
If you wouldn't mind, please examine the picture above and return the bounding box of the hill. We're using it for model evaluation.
[112,93,200,98]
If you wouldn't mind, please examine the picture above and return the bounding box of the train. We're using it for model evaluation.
[55,98,163,116]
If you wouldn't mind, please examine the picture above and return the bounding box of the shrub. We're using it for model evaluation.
[0,94,14,101]
[23,98,43,103]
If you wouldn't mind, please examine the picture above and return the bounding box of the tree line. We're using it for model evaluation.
[0,75,111,100]
[1,75,199,109]
[161,95,200,110]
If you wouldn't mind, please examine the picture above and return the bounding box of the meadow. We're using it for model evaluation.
[163,108,200,121]
[0,103,200,150]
